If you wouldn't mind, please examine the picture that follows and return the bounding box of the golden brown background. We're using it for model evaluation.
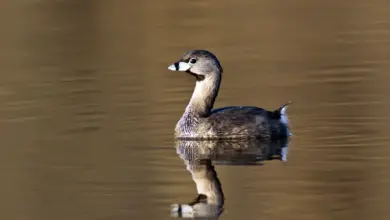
[1,0,389,220]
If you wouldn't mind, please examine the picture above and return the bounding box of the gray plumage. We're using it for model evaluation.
[168,50,292,140]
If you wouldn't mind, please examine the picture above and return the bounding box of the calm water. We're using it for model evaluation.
[1,1,390,220]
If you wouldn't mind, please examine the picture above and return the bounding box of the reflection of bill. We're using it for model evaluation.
[171,202,222,219]
[171,138,290,218]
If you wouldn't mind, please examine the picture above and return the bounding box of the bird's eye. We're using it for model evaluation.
[189,58,197,64]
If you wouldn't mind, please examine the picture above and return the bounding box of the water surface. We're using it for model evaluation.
[1,1,390,220]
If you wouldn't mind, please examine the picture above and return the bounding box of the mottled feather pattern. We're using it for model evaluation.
[176,106,288,140]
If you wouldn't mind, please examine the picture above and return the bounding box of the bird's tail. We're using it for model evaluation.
[276,101,292,136]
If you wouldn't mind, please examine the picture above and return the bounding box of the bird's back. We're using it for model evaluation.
[206,106,279,139]
[175,106,288,140]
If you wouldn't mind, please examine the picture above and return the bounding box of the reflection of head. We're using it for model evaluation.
[171,158,224,219]
[172,158,223,219]
[187,159,224,207]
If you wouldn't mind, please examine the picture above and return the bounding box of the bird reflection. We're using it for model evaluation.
[171,138,289,219]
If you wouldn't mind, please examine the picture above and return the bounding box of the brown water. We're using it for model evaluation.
[1,1,390,220]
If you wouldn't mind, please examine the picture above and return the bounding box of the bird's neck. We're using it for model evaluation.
[185,74,221,117]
